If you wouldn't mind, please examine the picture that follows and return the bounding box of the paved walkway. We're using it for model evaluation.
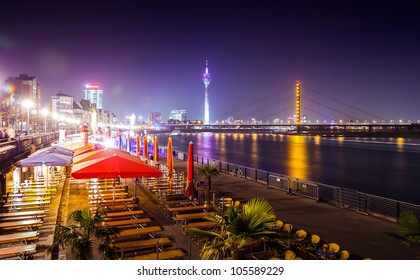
[33,156,418,260]
[170,157,418,260]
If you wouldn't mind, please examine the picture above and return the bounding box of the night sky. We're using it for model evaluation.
[1,1,419,122]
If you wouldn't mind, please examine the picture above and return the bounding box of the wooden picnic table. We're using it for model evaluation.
[0,210,48,220]
[0,243,37,260]
[102,217,151,228]
[0,219,43,231]
[0,231,39,245]
[114,226,161,239]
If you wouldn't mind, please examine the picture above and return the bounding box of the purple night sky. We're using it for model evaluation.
[1,1,419,122]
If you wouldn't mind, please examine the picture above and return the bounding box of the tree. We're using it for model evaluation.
[197,164,219,202]
[387,212,420,258]
[186,197,283,260]
[49,207,120,260]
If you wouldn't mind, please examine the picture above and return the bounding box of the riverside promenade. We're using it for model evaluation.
[40,155,417,260]
[169,156,418,260]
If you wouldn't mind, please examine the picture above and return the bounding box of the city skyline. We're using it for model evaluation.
[1,1,420,122]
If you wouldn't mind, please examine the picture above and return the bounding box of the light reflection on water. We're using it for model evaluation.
[159,133,420,204]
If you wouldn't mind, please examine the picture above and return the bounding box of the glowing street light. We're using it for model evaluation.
[22,99,33,135]
[42,108,49,133]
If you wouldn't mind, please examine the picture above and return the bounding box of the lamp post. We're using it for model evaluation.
[22,99,33,135]
[42,108,49,133]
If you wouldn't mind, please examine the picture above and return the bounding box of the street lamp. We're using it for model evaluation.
[22,99,33,135]
[42,108,49,133]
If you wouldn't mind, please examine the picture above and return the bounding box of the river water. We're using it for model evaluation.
[157,132,420,205]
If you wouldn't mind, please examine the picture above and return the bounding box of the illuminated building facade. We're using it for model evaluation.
[148,112,162,125]
[170,110,187,122]
[83,83,103,109]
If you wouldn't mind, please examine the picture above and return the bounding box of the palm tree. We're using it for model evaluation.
[197,164,219,202]
[387,212,420,258]
[186,197,282,260]
[49,207,120,260]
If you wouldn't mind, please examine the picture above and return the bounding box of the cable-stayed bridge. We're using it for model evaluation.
[159,81,420,134]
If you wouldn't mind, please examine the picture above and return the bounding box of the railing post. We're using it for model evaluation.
[255,169,257,182]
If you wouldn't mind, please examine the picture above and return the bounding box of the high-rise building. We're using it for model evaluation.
[3,74,41,112]
[170,110,187,122]
[83,83,103,109]
[202,60,212,125]
[148,112,162,125]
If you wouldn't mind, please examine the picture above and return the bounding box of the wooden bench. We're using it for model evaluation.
[0,231,39,245]
[88,197,135,205]
[0,243,37,260]
[0,219,43,231]
[113,237,171,251]
[173,211,215,222]
[114,226,161,239]
[87,192,128,199]
[183,221,218,230]
[124,249,185,260]
[0,210,47,220]
[102,218,151,228]
[90,203,138,213]
[2,201,50,211]
[103,209,144,219]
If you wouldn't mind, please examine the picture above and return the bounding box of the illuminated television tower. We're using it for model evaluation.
[202,60,212,124]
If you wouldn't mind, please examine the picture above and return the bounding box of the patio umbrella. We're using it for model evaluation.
[136,135,140,157]
[71,154,163,179]
[16,152,73,188]
[185,141,194,198]
[153,135,159,161]
[16,152,73,167]
[143,135,148,157]
[167,137,173,182]
[73,143,105,157]
[72,147,135,165]
[30,145,74,157]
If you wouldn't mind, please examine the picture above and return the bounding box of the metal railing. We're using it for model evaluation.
[172,149,420,222]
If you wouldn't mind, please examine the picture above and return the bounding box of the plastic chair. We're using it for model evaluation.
[282,223,293,233]
[339,250,350,260]
[295,229,307,241]
[284,250,296,260]
[308,234,321,250]
[273,219,283,230]
[328,243,340,254]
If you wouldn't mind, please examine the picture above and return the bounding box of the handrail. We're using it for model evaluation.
[172,149,420,222]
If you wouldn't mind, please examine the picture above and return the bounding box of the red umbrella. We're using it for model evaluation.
[153,135,159,162]
[167,137,173,182]
[72,147,135,165]
[71,154,162,179]
[136,135,140,156]
[73,143,105,157]
[143,135,148,157]
[185,141,194,198]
